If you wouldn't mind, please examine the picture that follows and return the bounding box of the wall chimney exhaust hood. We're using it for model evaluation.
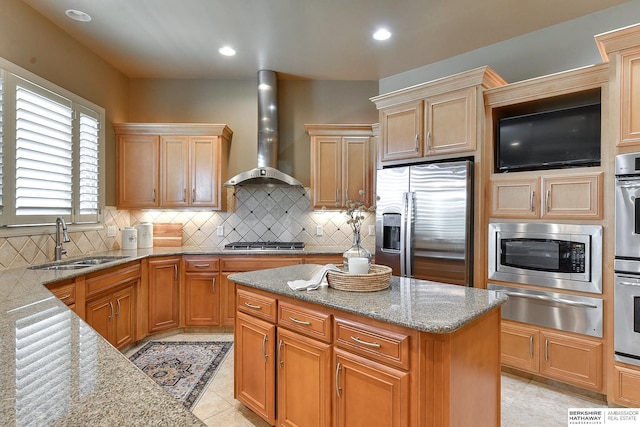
[224,70,303,187]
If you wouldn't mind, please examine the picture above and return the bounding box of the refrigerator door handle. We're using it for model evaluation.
[403,192,415,277]
[400,192,408,277]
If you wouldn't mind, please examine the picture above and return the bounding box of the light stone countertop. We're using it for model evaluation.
[229,264,508,333]
[0,246,347,426]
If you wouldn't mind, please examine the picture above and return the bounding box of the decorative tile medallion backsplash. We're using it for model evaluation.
[0,188,374,269]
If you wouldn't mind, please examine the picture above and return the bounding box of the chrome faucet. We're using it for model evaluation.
[55,217,71,261]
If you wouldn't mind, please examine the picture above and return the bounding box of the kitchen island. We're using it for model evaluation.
[229,264,508,427]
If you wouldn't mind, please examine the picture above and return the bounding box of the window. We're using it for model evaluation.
[0,58,105,228]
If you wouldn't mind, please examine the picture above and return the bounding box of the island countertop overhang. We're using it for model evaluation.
[228,264,508,334]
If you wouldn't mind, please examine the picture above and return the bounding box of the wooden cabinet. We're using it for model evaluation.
[183,256,220,326]
[116,134,159,208]
[371,67,506,165]
[612,364,640,407]
[306,124,374,209]
[46,279,76,312]
[84,262,140,350]
[378,100,424,163]
[114,123,232,210]
[235,310,277,425]
[596,24,640,147]
[501,320,603,391]
[147,256,181,333]
[490,172,603,219]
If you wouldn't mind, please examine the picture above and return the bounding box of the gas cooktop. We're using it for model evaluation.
[224,241,305,250]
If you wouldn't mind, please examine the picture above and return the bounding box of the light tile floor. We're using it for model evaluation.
[127,332,609,426]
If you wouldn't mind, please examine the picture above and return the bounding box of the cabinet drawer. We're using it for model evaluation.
[334,317,411,370]
[237,288,277,323]
[184,256,219,272]
[46,281,75,306]
[278,301,332,343]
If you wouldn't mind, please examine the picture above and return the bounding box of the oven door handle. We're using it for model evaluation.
[503,291,598,309]
[617,280,640,287]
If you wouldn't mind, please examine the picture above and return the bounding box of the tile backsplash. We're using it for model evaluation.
[0,187,374,270]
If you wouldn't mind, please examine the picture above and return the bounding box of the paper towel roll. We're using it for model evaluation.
[121,227,138,250]
[136,223,154,248]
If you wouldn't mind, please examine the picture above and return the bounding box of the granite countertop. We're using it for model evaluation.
[0,246,347,425]
[229,264,508,334]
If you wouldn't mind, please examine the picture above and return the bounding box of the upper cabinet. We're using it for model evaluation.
[115,123,232,210]
[305,124,374,209]
[596,23,640,149]
[371,67,506,166]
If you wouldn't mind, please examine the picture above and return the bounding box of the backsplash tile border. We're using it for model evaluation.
[0,188,374,269]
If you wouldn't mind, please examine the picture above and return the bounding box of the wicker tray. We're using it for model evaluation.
[327,264,392,292]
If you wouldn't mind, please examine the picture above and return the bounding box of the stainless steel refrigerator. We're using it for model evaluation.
[375,160,473,286]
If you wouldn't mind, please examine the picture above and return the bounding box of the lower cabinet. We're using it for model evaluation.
[183,256,220,326]
[148,256,181,333]
[45,279,76,312]
[501,320,603,391]
[612,364,640,407]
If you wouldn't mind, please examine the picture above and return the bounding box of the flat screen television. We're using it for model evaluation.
[496,103,601,172]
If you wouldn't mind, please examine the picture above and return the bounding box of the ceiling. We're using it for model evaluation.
[22,0,629,81]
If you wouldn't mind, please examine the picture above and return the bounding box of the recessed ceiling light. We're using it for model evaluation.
[65,9,92,22]
[218,46,236,56]
[373,28,392,41]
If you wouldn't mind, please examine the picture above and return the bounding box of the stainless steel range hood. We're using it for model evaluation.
[224,70,303,187]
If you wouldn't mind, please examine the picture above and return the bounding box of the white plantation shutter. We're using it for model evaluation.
[15,82,73,221]
[0,73,4,216]
[76,106,100,222]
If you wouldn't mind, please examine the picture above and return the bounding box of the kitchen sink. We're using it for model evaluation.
[29,256,130,271]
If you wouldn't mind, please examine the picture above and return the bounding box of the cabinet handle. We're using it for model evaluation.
[546,189,551,212]
[544,338,549,361]
[529,335,533,359]
[59,293,72,301]
[152,189,156,203]
[289,316,311,326]
[194,264,210,268]
[415,134,420,151]
[115,299,121,317]
[350,336,381,348]
[244,302,262,310]
[183,189,187,202]
[108,301,114,321]
[212,277,216,292]
[278,339,284,368]
[262,334,268,362]
[174,264,178,280]
[335,362,342,397]
[192,188,196,202]
[530,191,535,213]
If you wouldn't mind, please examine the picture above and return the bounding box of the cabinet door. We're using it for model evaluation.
[489,176,539,218]
[148,257,180,333]
[277,328,331,427]
[501,321,539,373]
[343,136,371,205]
[191,136,221,207]
[311,136,341,209]
[117,134,159,208]
[426,87,476,154]
[334,349,409,427]
[160,135,189,207]
[541,173,602,219]
[85,294,114,342]
[112,285,136,350]
[184,272,220,326]
[539,330,603,391]
[380,100,423,163]
[619,47,640,145]
[220,272,236,327]
[235,311,276,425]
[613,364,640,407]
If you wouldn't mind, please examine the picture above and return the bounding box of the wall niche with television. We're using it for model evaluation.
[491,88,602,173]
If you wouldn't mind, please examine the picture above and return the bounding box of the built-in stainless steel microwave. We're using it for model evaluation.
[488,223,602,294]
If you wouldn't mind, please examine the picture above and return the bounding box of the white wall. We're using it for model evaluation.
[380,0,640,94]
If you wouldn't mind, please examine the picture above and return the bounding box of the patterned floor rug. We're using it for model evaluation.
[129,341,233,409]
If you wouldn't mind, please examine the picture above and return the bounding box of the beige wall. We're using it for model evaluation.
[0,0,129,206]
[128,78,379,187]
